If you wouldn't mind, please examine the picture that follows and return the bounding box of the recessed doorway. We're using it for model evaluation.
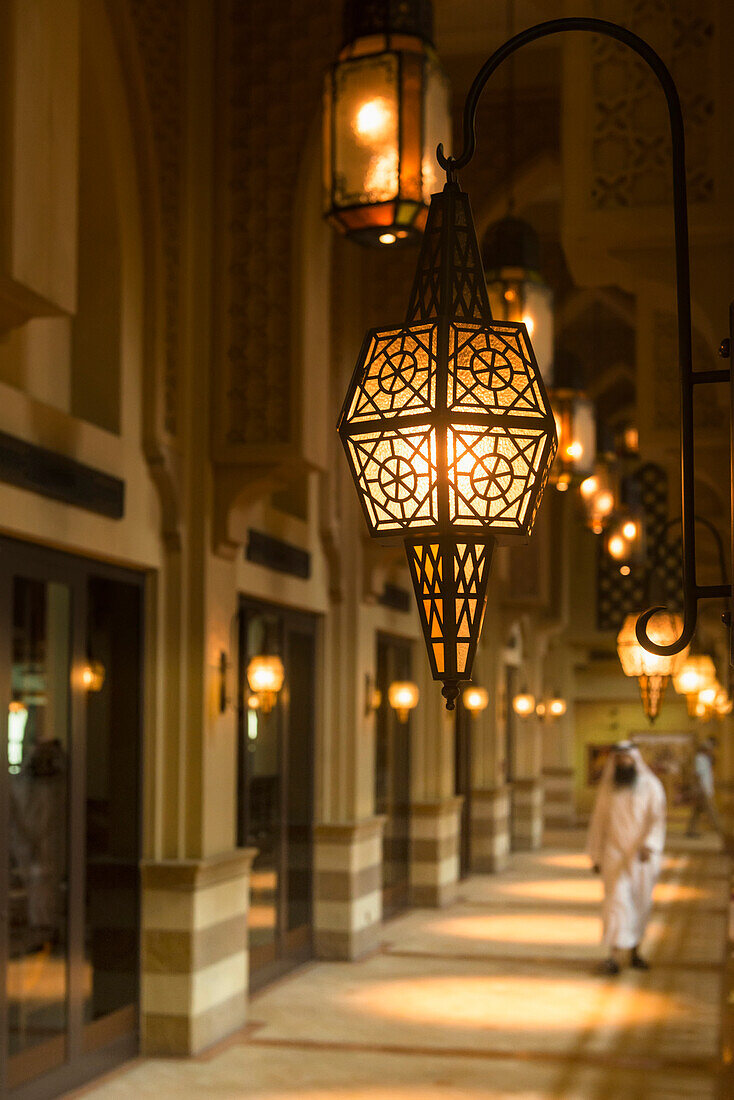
[375,634,412,918]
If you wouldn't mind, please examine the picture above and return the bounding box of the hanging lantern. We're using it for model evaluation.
[672,653,717,716]
[338,183,557,708]
[463,685,489,713]
[616,611,689,722]
[547,352,596,492]
[246,655,285,714]
[714,689,733,717]
[323,0,451,247]
[388,680,420,722]
[482,217,554,380]
[604,509,646,574]
[512,687,536,717]
[547,693,567,718]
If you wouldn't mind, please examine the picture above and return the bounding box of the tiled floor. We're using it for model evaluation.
[71,830,729,1099]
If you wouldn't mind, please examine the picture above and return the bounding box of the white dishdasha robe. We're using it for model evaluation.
[586,746,666,950]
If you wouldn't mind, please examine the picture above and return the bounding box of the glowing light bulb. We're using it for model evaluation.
[354,98,394,142]
[622,520,638,540]
[504,288,516,302]
[580,476,598,499]
[548,697,567,717]
[596,491,614,516]
[565,440,583,460]
[463,686,489,713]
[522,314,535,336]
[379,232,397,245]
[608,535,626,559]
[620,565,631,576]
[512,690,535,717]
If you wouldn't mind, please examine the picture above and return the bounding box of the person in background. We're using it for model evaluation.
[587,741,667,975]
[685,736,721,837]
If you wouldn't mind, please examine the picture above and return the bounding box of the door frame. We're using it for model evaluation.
[375,632,413,918]
[0,536,145,1100]
[237,596,318,992]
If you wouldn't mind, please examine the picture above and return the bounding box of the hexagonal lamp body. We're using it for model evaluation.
[338,182,557,708]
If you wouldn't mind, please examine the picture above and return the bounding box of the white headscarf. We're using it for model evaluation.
[596,741,654,793]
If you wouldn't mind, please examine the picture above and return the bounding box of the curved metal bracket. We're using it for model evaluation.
[436,17,732,659]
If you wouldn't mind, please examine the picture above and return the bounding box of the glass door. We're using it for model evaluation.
[0,539,143,1100]
[238,599,316,991]
[375,634,412,918]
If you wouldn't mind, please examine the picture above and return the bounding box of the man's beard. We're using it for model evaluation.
[613,763,637,788]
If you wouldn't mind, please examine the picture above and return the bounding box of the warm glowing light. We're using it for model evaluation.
[548,696,567,717]
[695,699,707,718]
[81,661,106,692]
[535,702,546,717]
[504,288,516,302]
[247,694,260,710]
[616,611,688,721]
[521,313,534,336]
[673,654,716,716]
[622,520,638,540]
[608,534,626,559]
[247,655,285,714]
[388,680,419,723]
[715,690,733,716]
[596,491,614,516]
[555,478,569,493]
[379,232,397,245]
[565,440,583,460]
[580,476,598,499]
[463,686,489,713]
[620,565,631,576]
[699,684,718,707]
[512,689,535,717]
[354,97,394,141]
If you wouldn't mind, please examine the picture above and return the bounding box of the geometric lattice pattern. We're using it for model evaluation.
[638,673,668,723]
[597,462,683,631]
[338,183,557,700]
[406,537,493,686]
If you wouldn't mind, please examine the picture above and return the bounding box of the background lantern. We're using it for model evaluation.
[604,509,646,575]
[323,0,451,247]
[388,680,419,722]
[672,653,717,716]
[463,685,489,713]
[512,688,535,717]
[547,693,567,718]
[338,182,557,708]
[246,655,285,714]
[482,217,554,380]
[81,660,106,693]
[548,352,596,492]
[616,611,689,722]
[579,450,618,535]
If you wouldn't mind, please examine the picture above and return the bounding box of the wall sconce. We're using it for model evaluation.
[672,653,717,716]
[388,680,419,723]
[338,179,557,710]
[512,687,535,718]
[81,661,106,693]
[247,654,285,714]
[617,611,689,722]
[323,0,451,247]
[463,685,489,713]
[546,693,567,718]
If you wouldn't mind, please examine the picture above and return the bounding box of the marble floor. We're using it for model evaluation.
[70,830,730,1099]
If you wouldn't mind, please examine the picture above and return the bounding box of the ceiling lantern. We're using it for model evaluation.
[323,0,451,247]
[482,216,553,380]
[616,611,689,722]
[338,183,557,708]
[548,351,596,493]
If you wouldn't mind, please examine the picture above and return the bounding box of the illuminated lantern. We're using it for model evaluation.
[512,688,535,717]
[616,611,689,721]
[388,680,420,722]
[323,0,451,246]
[338,183,557,708]
[246,655,285,714]
[672,654,717,716]
[482,217,554,380]
[81,661,106,692]
[548,353,595,492]
[714,689,733,717]
[605,509,645,574]
[547,693,567,718]
[463,685,489,713]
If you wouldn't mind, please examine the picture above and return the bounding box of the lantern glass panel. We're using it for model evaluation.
[616,612,688,679]
[422,54,451,201]
[487,276,553,381]
[333,53,400,209]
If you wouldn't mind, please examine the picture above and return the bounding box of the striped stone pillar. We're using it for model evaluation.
[470,786,510,871]
[314,817,385,959]
[140,847,256,1055]
[512,777,544,850]
[542,766,575,829]
[410,797,462,907]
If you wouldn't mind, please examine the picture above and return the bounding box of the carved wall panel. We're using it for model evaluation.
[590,0,715,209]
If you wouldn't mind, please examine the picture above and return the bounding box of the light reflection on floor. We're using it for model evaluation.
[428,911,600,946]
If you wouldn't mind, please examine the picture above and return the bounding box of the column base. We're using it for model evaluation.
[512,778,544,850]
[410,797,462,907]
[314,817,385,960]
[542,766,576,829]
[140,847,257,1056]
[470,786,510,872]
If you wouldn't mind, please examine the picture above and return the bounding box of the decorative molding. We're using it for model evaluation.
[590,1,715,209]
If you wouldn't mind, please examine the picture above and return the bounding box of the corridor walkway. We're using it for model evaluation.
[73,831,730,1099]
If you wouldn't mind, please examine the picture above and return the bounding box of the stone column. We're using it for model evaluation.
[409,657,462,906]
[314,817,385,959]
